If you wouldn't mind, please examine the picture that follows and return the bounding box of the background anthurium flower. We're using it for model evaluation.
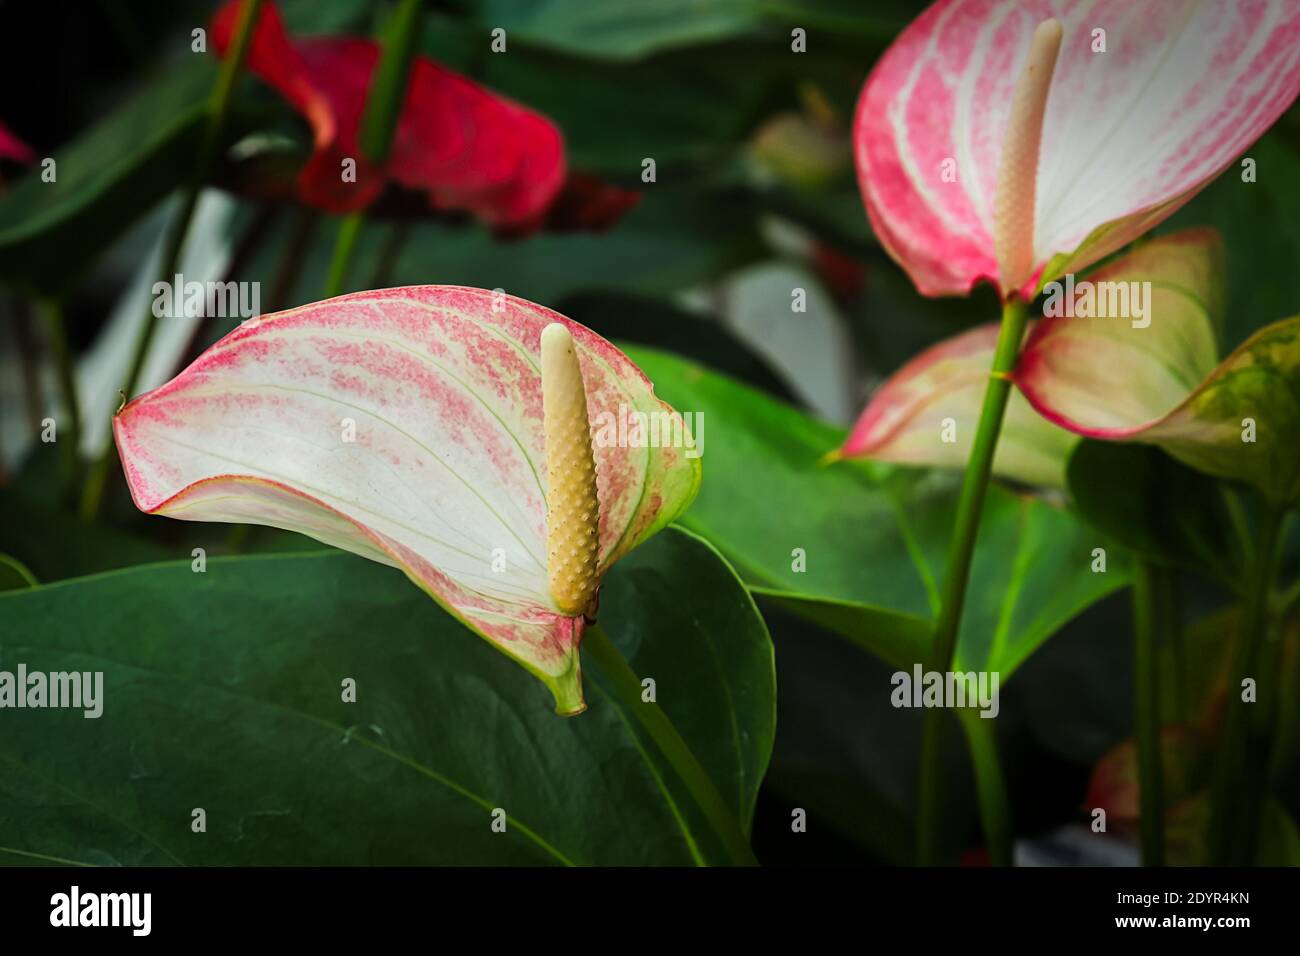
[835,322,1079,487]
[1017,231,1300,507]
[837,228,1221,488]
[855,0,1300,298]
[113,286,701,715]
[211,0,567,231]
[0,120,34,165]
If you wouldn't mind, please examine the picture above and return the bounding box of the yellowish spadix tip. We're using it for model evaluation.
[540,322,602,618]
[993,18,1063,298]
[818,448,844,468]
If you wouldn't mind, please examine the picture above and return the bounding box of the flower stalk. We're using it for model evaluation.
[915,294,1029,864]
[1132,560,1165,866]
[539,322,751,863]
[583,623,757,865]
[1209,507,1284,864]
[959,711,1012,866]
[916,18,1061,865]
[39,297,82,493]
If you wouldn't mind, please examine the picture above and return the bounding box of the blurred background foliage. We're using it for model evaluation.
[1,0,1298,865]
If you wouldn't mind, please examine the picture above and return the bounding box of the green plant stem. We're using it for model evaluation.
[78,0,265,521]
[13,299,46,452]
[1221,487,1254,592]
[1159,568,1187,723]
[916,295,1029,866]
[324,213,365,297]
[39,298,82,491]
[959,711,1012,866]
[1237,513,1293,863]
[321,0,423,298]
[1278,574,1300,619]
[583,622,757,866]
[1208,506,1283,865]
[1132,560,1165,866]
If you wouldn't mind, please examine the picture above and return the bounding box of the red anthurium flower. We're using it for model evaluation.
[1086,725,1201,824]
[113,287,700,714]
[211,0,569,231]
[855,0,1300,299]
[0,120,34,165]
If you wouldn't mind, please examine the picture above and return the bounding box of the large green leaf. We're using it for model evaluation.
[0,527,774,865]
[628,347,1132,678]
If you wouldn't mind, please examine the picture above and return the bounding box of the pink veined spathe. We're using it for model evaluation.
[854,0,1300,298]
[112,286,701,714]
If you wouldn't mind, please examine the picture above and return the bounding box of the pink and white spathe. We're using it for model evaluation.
[114,287,700,715]
[855,0,1300,299]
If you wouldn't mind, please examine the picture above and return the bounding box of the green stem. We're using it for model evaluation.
[1132,560,1165,866]
[958,711,1012,866]
[1160,568,1187,723]
[39,298,82,492]
[1278,574,1300,620]
[78,0,265,521]
[321,0,423,298]
[916,296,1029,866]
[1237,514,1292,864]
[12,300,45,457]
[582,623,757,866]
[1221,486,1253,592]
[324,213,365,298]
[1208,506,1283,865]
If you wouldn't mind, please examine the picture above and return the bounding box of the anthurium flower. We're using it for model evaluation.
[855,0,1300,299]
[835,229,1220,488]
[211,0,566,230]
[1086,725,1202,824]
[0,120,34,165]
[833,322,1079,487]
[113,286,701,714]
[1017,233,1300,507]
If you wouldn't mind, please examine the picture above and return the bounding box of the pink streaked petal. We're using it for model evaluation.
[840,320,1078,487]
[113,286,700,713]
[1015,229,1300,505]
[1015,228,1224,436]
[855,0,1300,298]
